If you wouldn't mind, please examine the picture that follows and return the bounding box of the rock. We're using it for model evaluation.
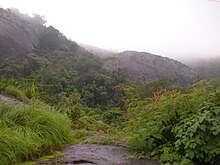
[0,94,24,106]
[0,8,40,59]
[37,143,160,165]
[103,51,198,85]
[0,8,198,85]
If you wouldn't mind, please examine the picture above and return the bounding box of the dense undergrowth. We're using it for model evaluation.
[1,76,220,165]
[124,80,220,165]
[0,78,118,164]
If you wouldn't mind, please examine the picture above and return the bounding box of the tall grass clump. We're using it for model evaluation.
[0,101,73,165]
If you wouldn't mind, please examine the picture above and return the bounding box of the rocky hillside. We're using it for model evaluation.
[0,7,198,85]
[103,51,198,85]
[0,8,39,59]
[0,8,85,59]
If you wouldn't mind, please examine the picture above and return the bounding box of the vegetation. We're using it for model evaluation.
[187,57,220,80]
[0,79,117,164]
[0,101,73,165]
[124,80,220,164]
[0,8,220,165]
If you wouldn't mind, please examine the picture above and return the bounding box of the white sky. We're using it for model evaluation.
[1,0,220,60]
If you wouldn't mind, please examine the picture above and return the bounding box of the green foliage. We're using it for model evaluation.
[136,78,175,99]
[56,91,83,122]
[0,101,73,165]
[160,152,194,165]
[0,78,42,103]
[2,85,29,103]
[102,107,124,126]
[72,116,110,133]
[175,101,220,164]
[74,71,120,108]
[124,80,220,164]
[0,59,23,78]
[0,10,129,109]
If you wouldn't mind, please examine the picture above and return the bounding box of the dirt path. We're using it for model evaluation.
[39,143,159,165]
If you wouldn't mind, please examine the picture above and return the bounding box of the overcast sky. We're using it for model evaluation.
[1,0,220,60]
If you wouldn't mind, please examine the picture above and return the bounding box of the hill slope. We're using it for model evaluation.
[0,8,39,58]
[103,51,198,85]
[0,7,198,108]
[186,57,220,80]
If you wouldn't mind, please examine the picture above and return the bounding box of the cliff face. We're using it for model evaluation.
[103,51,198,85]
[0,8,39,59]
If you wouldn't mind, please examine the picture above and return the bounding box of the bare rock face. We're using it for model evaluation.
[0,8,39,59]
[38,143,159,165]
[0,95,24,106]
[103,51,198,85]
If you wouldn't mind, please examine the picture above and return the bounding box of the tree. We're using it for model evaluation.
[32,14,47,25]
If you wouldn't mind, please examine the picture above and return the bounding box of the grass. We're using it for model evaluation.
[72,115,111,133]
[69,114,125,146]
[0,101,73,165]
[1,85,29,103]
[18,151,65,165]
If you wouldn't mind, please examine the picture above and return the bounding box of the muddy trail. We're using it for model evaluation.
[38,143,159,165]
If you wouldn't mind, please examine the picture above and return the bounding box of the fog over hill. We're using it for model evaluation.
[2,0,220,61]
[78,43,116,58]
[0,8,198,85]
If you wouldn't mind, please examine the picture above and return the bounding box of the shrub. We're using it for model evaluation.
[102,107,124,126]
[72,116,110,133]
[175,101,220,164]
[125,80,220,164]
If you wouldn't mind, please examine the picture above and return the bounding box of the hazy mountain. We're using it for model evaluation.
[103,51,198,85]
[186,57,220,80]
[78,43,116,58]
[0,8,198,85]
[0,8,39,58]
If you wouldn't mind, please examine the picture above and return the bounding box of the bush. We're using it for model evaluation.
[125,80,220,164]
[175,101,220,164]
[102,107,124,126]
[0,101,73,164]
[72,116,110,133]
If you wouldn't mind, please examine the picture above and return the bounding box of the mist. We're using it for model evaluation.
[1,0,220,61]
